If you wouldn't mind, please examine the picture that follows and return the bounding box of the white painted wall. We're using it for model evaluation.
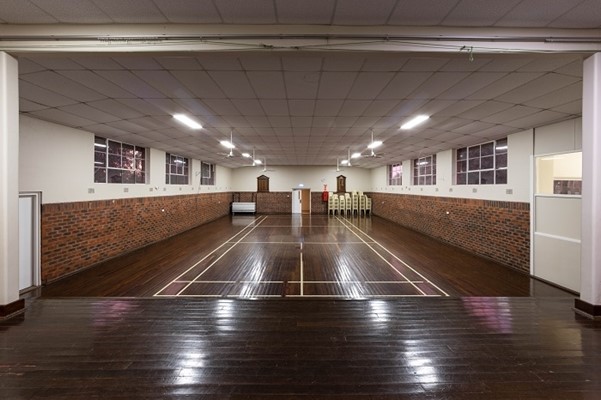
[231,165,371,193]
[368,129,533,203]
[19,116,232,204]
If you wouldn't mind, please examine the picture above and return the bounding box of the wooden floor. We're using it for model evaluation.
[40,214,572,298]
[2,297,600,399]
[5,214,600,399]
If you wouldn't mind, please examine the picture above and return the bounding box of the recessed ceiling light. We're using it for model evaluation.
[220,140,235,149]
[401,115,429,130]
[173,114,202,130]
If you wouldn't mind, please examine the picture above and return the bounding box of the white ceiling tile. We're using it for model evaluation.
[467,72,543,100]
[72,56,124,70]
[338,100,371,117]
[114,99,164,116]
[409,72,471,99]
[86,99,144,119]
[482,105,542,124]
[17,58,47,74]
[518,56,581,72]
[260,100,289,116]
[245,116,271,128]
[496,0,587,27]
[58,103,121,123]
[239,54,282,71]
[386,99,430,118]
[422,100,484,117]
[30,108,96,128]
[214,0,276,23]
[23,56,85,70]
[431,117,475,131]
[171,71,226,99]
[402,58,450,72]
[348,72,394,100]
[478,56,535,72]
[56,70,136,98]
[438,72,506,100]
[281,55,323,71]
[353,117,381,128]
[85,123,134,138]
[247,71,286,98]
[21,71,106,102]
[145,99,187,115]
[155,57,203,71]
[96,71,164,98]
[153,0,222,23]
[554,60,583,77]
[333,0,396,25]
[0,0,57,23]
[203,99,240,115]
[128,116,172,130]
[275,0,336,23]
[173,98,215,116]
[19,80,80,107]
[323,55,366,72]
[291,117,313,128]
[504,110,571,129]
[458,100,514,120]
[283,72,320,99]
[314,100,343,116]
[378,72,432,99]
[551,100,582,115]
[548,0,601,28]
[442,0,521,26]
[209,71,256,99]
[389,0,459,25]
[134,70,194,99]
[231,99,265,116]
[313,117,335,128]
[30,0,110,23]
[112,56,164,70]
[269,116,291,127]
[496,73,580,103]
[288,100,315,116]
[439,57,494,72]
[92,0,166,23]
[317,72,358,99]
[524,82,582,109]
[452,121,496,135]
[19,99,48,112]
[364,100,399,117]
[361,55,407,71]
[197,54,243,71]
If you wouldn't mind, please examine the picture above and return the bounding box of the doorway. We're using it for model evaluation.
[19,192,41,292]
[291,188,311,214]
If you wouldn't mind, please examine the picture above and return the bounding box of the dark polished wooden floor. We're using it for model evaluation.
[2,297,600,399]
[40,215,572,298]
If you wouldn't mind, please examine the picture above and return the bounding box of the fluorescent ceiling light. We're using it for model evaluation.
[220,140,235,149]
[254,159,262,165]
[242,152,251,158]
[173,114,202,130]
[367,140,382,149]
[340,159,349,165]
[401,115,429,130]
[351,152,362,159]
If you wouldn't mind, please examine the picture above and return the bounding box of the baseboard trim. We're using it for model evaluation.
[0,299,25,320]
[574,298,601,320]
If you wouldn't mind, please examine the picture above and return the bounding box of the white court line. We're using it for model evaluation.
[153,215,267,296]
[336,216,427,296]
[174,216,269,296]
[338,217,450,297]
[300,242,304,296]
[236,241,372,244]
[287,280,424,284]
[286,294,443,298]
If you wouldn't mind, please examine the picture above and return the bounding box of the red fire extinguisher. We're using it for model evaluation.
[322,184,329,202]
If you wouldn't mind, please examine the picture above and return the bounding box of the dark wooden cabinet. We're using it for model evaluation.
[336,175,346,193]
[257,175,270,192]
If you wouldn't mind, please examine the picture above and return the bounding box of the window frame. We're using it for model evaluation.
[165,153,190,185]
[412,154,437,186]
[200,161,216,186]
[387,163,403,186]
[94,136,146,184]
[456,138,507,185]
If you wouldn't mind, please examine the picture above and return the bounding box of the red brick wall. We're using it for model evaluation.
[236,191,329,214]
[41,192,230,282]
[368,192,530,273]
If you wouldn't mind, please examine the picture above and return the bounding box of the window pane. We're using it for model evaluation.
[419,176,425,185]
[468,158,480,170]
[123,156,134,170]
[496,139,508,154]
[480,170,494,185]
[425,176,432,185]
[468,172,479,184]
[108,169,122,183]
[496,169,507,184]
[94,151,106,167]
[122,170,135,184]
[496,153,507,168]
[468,146,480,158]
[457,160,467,173]
[108,141,121,155]
[457,173,466,185]
[481,142,494,156]
[135,147,145,159]
[136,171,145,184]
[457,147,467,161]
[136,160,145,171]
[171,164,178,174]
[94,168,106,183]
[122,144,134,158]
[481,155,494,170]
[108,154,121,168]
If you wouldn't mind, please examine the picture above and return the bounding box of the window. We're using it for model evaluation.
[94,136,146,184]
[456,138,507,185]
[388,163,402,186]
[200,162,215,185]
[165,153,189,185]
[413,155,436,185]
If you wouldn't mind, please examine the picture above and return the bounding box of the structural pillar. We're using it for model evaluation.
[0,51,23,319]
[576,52,601,319]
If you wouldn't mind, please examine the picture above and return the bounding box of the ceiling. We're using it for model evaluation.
[3,0,598,168]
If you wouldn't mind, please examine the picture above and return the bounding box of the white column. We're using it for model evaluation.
[578,52,601,318]
[0,51,22,318]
